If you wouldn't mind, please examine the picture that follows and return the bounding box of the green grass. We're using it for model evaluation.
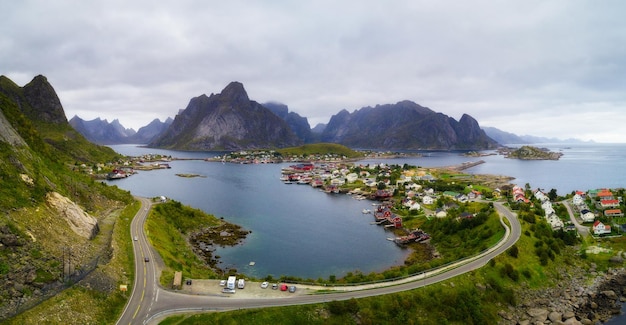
[277,143,365,159]
[146,200,222,285]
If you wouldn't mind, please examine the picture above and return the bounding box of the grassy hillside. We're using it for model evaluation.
[277,143,365,159]
[0,80,135,322]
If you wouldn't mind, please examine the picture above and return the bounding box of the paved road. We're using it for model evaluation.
[562,200,590,237]
[116,197,158,325]
[117,199,521,324]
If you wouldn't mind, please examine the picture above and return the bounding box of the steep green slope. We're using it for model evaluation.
[0,76,133,321]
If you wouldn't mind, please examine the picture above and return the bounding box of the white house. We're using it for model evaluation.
[593,220,611,235]
[546,214,564,230]
[345,173,358,183]
[580,209,596,222]
[422,195,435,205]
[572,194,584,206]
[434,209,447,218]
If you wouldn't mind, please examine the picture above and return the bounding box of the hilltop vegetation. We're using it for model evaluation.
[276,143,365,159]
[501,145,563,160]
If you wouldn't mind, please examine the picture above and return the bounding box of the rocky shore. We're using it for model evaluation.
[499,264,626,325]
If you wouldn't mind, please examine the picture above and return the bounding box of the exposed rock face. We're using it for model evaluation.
[21,75,68,124]
[320,100,498,150]
[0,108,27,146]
[46,192,99,239]
[150,82,302,150]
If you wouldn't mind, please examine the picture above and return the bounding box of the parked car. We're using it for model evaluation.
[272,283,278,290]
[186,279,192,285]
[280,284,288,291]
[219,280,226,286]
[221,288,235,294]
[288,285,296,293]
[261,281,269,289]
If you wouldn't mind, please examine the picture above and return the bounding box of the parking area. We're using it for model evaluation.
[177,279,312,298]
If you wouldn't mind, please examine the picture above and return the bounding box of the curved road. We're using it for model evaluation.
[117,200,521,324]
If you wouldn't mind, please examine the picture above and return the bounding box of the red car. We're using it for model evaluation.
[280,284,288,291]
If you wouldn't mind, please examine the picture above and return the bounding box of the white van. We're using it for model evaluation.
[227,276,236,290]
[237,278,245,289]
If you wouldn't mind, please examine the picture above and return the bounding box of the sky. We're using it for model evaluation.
[2,0,626,142]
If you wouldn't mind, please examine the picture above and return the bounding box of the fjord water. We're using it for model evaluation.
[107,145,410,279]
[108,143,626,280]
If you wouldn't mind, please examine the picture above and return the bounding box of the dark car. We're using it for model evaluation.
[144,257,149,262]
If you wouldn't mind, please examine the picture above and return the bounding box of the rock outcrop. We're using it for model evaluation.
[46,192,99,239]
[499,265,626,325]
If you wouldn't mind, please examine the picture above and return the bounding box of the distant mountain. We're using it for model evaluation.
[149,82,302,150]
[482,126,590,145]
[320,100,498,150]
[69,116,136,145]
[263,102,316,143]
[128,118,173,144]
[311,123,326,134]
[70,116,173,145]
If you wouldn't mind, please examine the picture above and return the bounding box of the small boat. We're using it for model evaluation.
[362,209,371,214]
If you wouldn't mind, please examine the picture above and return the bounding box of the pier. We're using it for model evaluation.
[446,160,485,171]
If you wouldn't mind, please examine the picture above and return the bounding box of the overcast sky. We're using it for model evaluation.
[2,0,625,142]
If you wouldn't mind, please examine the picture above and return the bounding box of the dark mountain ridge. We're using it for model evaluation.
[149,82,302,150]
[321,100,498,150]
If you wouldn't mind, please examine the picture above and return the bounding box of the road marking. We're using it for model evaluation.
[133,304,141,318]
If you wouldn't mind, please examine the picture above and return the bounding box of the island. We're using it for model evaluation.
[499,145,563,160]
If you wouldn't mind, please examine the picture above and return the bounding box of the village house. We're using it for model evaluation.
[572,193,584,206]
[604,209,624,217]
[467,190,482,200]
[434,208,447,218]
[600,199,620,208]
[592,220,611,235]
[422,195,435,205]
[546,213,564,230]
[580,209,596,222]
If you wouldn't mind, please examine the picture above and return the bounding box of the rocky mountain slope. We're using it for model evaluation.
[69,116,136,144]
[149,82,302,150]
[321,100,498,150]
[263,102,316,143]
[70,116,172,144]
[0,75,132,320]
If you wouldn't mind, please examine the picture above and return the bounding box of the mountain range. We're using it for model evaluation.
[66,81,585,150]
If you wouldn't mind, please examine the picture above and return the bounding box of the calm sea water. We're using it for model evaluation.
[108,143,626,321]
[107,145,410,280]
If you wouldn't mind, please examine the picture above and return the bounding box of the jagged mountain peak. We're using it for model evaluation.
[21,75,67,124]
[220,81,249,105]
[150,82,301,150]
[321,101,497,150]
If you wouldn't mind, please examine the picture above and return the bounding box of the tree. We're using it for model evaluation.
[548,188,558,201]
